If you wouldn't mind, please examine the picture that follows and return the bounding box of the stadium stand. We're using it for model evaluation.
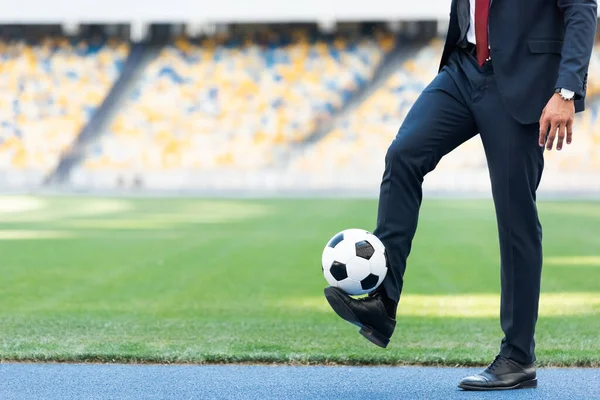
[286,39,486,189]
[0,36,128,178]
[2,24,599,193]
[79,29,397,172]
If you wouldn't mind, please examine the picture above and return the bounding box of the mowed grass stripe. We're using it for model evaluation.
[0,197,598,366]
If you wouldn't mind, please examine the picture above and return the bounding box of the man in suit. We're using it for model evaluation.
[324,0,597,391]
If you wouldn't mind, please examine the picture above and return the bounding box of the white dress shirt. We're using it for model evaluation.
[466,0,477,45]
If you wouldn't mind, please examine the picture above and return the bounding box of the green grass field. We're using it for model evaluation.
[0,196,599,366]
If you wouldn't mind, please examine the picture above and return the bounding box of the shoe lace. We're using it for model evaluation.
[487,355,507,372]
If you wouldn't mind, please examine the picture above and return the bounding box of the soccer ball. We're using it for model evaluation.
[321,229,387,296]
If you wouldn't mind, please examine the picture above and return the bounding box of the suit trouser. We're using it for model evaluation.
[373,48,544,364]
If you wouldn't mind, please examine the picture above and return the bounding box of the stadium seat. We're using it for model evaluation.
[0,37,129,177]
[80,29,397,172]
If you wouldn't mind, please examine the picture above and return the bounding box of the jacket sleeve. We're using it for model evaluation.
[555,0,598,99]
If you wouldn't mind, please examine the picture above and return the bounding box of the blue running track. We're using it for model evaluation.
[0,364,598,399]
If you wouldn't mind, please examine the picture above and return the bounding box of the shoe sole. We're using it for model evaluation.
[458,378,537,391]
[324,287,391,348]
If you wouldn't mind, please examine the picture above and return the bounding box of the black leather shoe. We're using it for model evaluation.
[458,355,537,391]
[324,286,396,348]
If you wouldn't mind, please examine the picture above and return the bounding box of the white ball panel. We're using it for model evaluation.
[338,278,365,296]
[321,246,336,270]
[332,240,358,264]
[342,228,370,243]
[346,257,372,281]
[369,250,388,278]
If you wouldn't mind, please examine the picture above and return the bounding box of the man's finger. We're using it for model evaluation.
[546,119,559,150]
[566,119,574,145]
[539,113,549,147]
[556,124,566,151]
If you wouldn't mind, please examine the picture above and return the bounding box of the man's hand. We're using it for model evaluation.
[538,93,575,151]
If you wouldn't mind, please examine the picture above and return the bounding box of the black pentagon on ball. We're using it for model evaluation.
[330,261,348,281]
[327,232,344,248]
[361,273,379,291]
[355,240,375,260]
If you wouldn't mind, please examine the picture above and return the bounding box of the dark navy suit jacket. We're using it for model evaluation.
[439,0,598,124]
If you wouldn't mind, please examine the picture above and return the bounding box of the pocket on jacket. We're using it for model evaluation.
[528,40,563,54]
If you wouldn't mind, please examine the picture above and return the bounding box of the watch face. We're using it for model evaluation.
[560,89,575,100]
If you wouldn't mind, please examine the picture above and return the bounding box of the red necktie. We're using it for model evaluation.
[475,0,490,66]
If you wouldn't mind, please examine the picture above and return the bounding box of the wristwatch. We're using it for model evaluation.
[555,88,575,101]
